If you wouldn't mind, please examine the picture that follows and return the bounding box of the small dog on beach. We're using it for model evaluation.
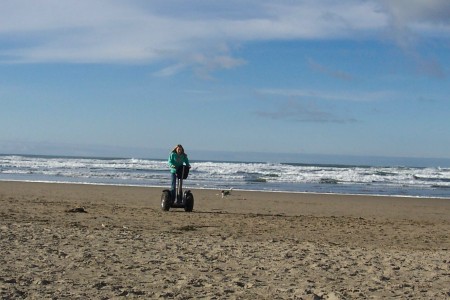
[221,188,233,198]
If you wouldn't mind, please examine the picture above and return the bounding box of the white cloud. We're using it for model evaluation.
[379,0,450,47]
[255,99,358,124]
[379,0,450,77]
[254,87,399,123]
[381,0,450,26]
[153,63,187,77]
[191,54,247,80]
[0,0,448,76]
[257,88,398,103]
[307,59,354,81]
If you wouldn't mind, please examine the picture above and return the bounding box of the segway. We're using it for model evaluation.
[161,165,194,212]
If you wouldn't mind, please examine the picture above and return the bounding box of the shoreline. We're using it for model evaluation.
[2,179,450,200]
[1,181,450,299]
[2,153,450,199]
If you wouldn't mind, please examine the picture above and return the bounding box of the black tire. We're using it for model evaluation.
[184,192,194,212]
[161,190,171,211]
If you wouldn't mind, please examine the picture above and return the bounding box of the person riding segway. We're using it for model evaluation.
[161,145,194,212]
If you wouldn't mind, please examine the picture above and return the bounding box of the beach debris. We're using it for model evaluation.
[177,225,197,232]
[66,207,88,213]
[92,281,108,290]
[3,278,17,284]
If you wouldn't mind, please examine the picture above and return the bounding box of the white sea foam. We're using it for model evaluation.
[1,155,449,198]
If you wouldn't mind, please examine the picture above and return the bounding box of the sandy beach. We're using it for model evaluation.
[1,181,449,299]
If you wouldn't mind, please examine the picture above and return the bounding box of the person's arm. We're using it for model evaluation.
[168,153,176,169]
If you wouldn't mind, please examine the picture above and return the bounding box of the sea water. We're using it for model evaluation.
[1,154,450,198]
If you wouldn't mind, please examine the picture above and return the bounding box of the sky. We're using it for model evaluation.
[1,0,450,163]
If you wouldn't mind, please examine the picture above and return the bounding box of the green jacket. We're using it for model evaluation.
[168,152,190,174]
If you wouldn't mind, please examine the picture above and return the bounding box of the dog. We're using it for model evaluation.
[221,188,233,198]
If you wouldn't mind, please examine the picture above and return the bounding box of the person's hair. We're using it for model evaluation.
[171,144,186,156]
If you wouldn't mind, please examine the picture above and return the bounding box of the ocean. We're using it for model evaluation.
[1,154,450,199]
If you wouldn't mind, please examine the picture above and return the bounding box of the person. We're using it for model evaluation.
[168,144,191,202]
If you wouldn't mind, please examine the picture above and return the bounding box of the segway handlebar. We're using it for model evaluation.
[176,165,190,180]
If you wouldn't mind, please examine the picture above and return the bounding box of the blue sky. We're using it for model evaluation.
[1,0,449,162]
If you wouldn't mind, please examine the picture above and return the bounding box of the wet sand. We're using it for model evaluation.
[1,181,449,299]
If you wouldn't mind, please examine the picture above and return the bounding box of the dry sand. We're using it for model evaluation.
[1,181,449,299]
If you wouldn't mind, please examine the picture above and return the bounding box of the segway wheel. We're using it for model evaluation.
[184,192,194,212]
[161,190,171,211]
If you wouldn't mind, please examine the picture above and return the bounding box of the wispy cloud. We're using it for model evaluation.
[255,89,367,123]
[255,99,357,124]
[153,63,187,77]
[1,0,448,77]
[254,87,405,123]
[153,49,246,79]
[257,88,397,103]
[307,58,354,81]
[380,0,450,78]
[380,0,450,30]
[191,54,247,80]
